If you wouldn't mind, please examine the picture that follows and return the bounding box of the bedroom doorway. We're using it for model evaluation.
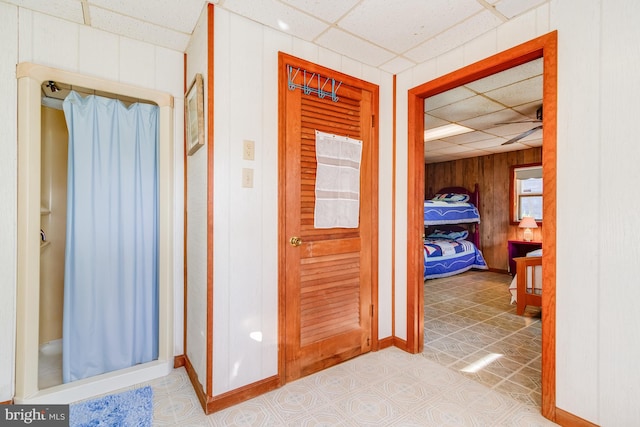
[406,32,557,420]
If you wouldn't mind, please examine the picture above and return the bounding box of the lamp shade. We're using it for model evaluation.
[518,216,538,229]
[518,216,537,241]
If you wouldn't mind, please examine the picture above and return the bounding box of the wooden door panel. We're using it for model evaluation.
[280,54,375,382]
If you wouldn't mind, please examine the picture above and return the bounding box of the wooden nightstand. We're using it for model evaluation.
[508,240,542,275]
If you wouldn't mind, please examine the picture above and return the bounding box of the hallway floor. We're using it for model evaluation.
[59,269,553,425]
[144,346,556,426]
[423,270,543,407]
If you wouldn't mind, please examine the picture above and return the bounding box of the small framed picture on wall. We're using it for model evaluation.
[185,73,204,156]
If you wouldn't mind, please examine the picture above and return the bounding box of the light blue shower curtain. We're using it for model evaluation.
[62,91,159,383]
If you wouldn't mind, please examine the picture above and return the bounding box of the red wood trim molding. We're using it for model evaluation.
[406,30,558,422]
[378,336,394,350]
[206,376,280,414]
[1,400,13,405]
[174,355,186,369]
[555,407,600,427]
[206,2,215,399]
[184,355,213,413]
[391,74,397,343]
[182,50,189,376]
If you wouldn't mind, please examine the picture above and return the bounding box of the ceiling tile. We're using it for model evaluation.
[338,0,482,54]
[484,75,543,107]
[443,130,495,145]
[425,86,475,111]
[465,57,542,93]
[521,138,543,147]
[221,0,328,42]
[428,95,504,122]
[405,10,502,63]
[513,100,543,119]
[458,108,529,130]
[3,0,84,23]
[485,122,541,138]
[279,0,360,23]
[89,0,205,33]
[461,136,509,149]
[424,114,449,129]
[378,56,417,75]
[315,27,395,67]
[90,5,190,51]
[494,0,548,19]
[490,142,529,152]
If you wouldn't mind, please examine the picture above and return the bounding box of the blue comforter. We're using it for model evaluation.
[424,200,480,225]
[424,238,488,279]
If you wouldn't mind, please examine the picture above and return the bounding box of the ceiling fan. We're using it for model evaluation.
[499,105,543,145]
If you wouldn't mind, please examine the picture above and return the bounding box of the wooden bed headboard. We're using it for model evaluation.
[425,183,481,249]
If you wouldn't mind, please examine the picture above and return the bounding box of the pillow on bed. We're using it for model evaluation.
[427,229,469,240]
[431,193,470,203]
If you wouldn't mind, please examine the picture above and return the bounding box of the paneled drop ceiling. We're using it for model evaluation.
[5,0,549,162]
[424,58,543,164]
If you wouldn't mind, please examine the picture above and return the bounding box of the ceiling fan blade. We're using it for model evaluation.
[501,125,543,145]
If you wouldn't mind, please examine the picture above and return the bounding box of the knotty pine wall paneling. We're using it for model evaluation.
[425,147,542,271]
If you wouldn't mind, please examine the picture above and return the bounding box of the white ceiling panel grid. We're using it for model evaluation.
[4,0,550,163]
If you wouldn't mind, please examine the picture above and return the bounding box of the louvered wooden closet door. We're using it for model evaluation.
[282,60,373,382]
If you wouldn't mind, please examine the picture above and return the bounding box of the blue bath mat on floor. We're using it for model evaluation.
[70,386,153,427]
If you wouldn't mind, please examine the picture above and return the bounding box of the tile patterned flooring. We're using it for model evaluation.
[422,270,544,408]
[56,270,554,425]
[143,270,553,425]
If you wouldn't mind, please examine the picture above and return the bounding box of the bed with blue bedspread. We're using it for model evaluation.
[423,200,481,225]
[423,237,488,279]
[423,185,487,279]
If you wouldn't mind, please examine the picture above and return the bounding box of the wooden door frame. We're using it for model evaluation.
[406,32,557,421]
[277,52,380,383]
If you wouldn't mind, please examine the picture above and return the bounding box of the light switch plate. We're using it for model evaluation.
[242,168,253,188]
[243,140,255,160]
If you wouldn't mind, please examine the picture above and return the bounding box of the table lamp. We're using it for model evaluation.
[519,216,538,242]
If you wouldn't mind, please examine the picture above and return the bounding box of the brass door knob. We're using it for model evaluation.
[289,236,302,247]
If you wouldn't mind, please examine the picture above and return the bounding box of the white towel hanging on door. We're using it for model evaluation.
[314,130,362,228]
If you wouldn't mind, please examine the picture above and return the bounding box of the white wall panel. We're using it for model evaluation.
[0,1,18,402]
[554,0,600,422]
[119,38,155,88]
[393,70,411,341]
[435,46,465,78]
[496,8,538,52]
[212,6,232,394]
[30,12,79,70]
[226,12,266,390]
[376,70,394,339]
[598,2,640,424]
[260,27,291,375]
[155,47,184,98]
[318,47,342,73]
[212,7,393,394]
[185,6,209,393]
[341,56,363,80]
[292,37,319,63]
[463,29,497,66]
[78,26,119,80]
[1,5,184,402]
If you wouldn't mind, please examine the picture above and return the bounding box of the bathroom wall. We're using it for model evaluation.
[0,4,184,401]
[39,105,68,345]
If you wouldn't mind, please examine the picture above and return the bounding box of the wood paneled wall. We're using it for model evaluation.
[425,147,542,271]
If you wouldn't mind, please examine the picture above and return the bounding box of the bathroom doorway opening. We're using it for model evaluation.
[15,63,175,404]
